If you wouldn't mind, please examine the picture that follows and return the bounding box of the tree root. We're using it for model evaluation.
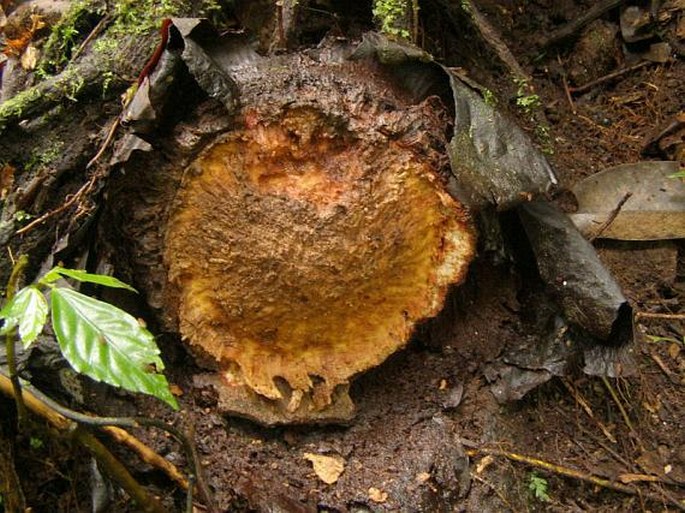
[0,372,168,513]
[0,372,219,513]
[103,425,188,490]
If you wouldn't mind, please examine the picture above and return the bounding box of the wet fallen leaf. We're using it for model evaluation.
[368,487,388,503]
[668,343,680,360]
[569,161,685,240]
[303,453,345,485]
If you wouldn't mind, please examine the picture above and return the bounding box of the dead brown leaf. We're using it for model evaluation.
[416,472,431,483]
[20,42,38,70]
[0,163,15,200]
[668,342,680,360]
[618,473,659,484]
[368,487,388,503]
[303,453,345,485]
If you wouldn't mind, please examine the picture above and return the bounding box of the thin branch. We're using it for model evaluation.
[103,425,188,489]
[601,376,637,436]
[0,372,167,513]
[86,117,122,169]
[71,15,112,61]
[14,177,97,236]
[540,0,625,48]
[561,379,617,444]
[458,0,527,81]
[22,380,217,513]
[635,312,685,321]
[569,61,652,95]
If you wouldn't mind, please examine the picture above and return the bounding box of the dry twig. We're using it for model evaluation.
[103,425,188,489]
[466,446,685,511]
[561,378,617,444]
[570,61,652,95]
[636,312,685,321]
[601,376,637,436]
[14,173,99,236]
[588,192,633,241]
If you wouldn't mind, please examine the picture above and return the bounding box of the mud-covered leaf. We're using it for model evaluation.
[518,201,632,342]
[171,18,238,113]
[50,288,178,409]
[570,161,685,240]
[303,453,346,484]
[0,286,47,347]
[445,72,557,210]
[350,32,558,210]
[43,267,137,292]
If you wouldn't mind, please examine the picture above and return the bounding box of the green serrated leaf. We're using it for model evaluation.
[528,474,550,502]
[0,286,48,347]
[15,287,48,347]
[51,288,178,409]
[52,268,137,292]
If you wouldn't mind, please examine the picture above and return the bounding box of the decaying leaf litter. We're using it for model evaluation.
[0,0,683,511]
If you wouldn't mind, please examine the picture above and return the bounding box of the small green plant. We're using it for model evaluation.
[13,211,33,223]
[528,472,551,502]
[372,0,412,40]
[29,436,44,450]
[513,77,541,115]
[669,169,685,179]
[39,0,100,74]
[647,334,684,347]
[482,88,497,107]
[0,264,178,409]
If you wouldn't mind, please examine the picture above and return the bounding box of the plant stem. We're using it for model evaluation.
[17,377,217,513]
[4,255,29,426]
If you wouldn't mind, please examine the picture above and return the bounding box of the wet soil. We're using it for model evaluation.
[5,1,684,512]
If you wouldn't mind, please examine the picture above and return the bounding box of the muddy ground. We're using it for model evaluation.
[4,1,684,512]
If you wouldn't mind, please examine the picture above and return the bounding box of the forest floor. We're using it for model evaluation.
[7,1,684,512]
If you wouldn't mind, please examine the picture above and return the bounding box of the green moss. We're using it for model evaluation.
[40,0,103,74]
[41,0,185,77]
[25,139,65,171]
[0,87,42,126]
[372,0,411,40]
[109,0,183,37]
[89,0,184,73]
